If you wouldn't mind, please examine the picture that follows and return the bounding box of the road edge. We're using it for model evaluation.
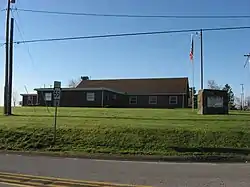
[0,150,250,163]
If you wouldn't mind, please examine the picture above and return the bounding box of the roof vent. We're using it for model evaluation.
[81,76,89,80]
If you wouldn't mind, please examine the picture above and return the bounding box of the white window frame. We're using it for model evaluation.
[86,92,95,101]
[45,93,52,101]
[149,96,157,104]
[169,96,178,104]
[129,96,137,104]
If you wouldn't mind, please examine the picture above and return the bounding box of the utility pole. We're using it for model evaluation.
[7,18,14,115]
[240,84,244,110]
[200,29,204,90]
[4,0,15,115]
[4,0,11,115]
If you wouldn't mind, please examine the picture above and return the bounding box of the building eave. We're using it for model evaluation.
[127,93,187,95]
[34,88,187,96]
[20,93,37,96]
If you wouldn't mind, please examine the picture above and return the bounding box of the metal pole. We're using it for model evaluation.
[240,84,244,110]
[4,0,11,115]
[190,33,195,111]
[200,29,204,90]
[53,103,58,145]
[7,18,14,115]
[192,62,195,111]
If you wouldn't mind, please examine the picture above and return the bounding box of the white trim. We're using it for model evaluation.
[169,96,178,104]
[129,96,137,104]
[149,96,157,104]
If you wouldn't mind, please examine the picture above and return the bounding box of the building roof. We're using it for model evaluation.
[76,77,189,94]
[34,87,124,94]
[20,93,37,96]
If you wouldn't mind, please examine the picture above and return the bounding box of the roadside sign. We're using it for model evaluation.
[53,81,61,145]
[54,81,61,89]
[54,100,60,107]
[53,88,61,100]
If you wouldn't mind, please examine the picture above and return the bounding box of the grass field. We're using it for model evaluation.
[0,107,250,156]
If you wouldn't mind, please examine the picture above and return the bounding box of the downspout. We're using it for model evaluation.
[182,93,185,108]
[101,88,104,108]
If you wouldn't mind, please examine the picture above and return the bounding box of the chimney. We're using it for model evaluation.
[81,76,89,81]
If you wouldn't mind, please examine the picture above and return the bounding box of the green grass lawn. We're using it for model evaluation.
[0,107,250,131]
[0,107,250,156]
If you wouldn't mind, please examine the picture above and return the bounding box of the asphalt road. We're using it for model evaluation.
[0,154,250,187]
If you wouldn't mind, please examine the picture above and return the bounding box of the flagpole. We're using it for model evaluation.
[200,29,204,90]
[190,34,195,112]
[192,57,195,112]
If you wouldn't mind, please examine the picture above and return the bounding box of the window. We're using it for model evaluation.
[27,99,32,105]
[27,96,33,105]
[45,93,52,101]
[149,96,157,104]
[129,96,137,104]
[87,92,95,101]
[113,94,117,100]
[169,96,178,104]
[28,95,32,101]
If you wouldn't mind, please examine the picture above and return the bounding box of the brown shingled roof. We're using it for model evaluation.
[76,77,189,94]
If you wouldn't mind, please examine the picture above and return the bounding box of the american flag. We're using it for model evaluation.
[189,34,194,62]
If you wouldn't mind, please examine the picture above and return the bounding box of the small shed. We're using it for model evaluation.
[197,89,229,115]
[20,94,38,106]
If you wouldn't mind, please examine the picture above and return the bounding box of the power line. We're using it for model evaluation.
[9,25,250,45]
[13,8,250,19]
[11,8,36,66]
[0,8,6,12]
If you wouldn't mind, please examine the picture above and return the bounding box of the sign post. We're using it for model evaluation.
[53,81,61,145]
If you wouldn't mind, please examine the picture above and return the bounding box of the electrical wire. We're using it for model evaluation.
[11,8,36,66]
[13,8,250,19]
[0,8,6,12]
[11,8,51,114]
[10,26,250,45]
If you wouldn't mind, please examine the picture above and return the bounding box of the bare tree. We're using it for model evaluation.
[207,80,221,90]
[13,90,19,107]
[234,96,241,108]
[68,78,81,88]
[245,96,250,108]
